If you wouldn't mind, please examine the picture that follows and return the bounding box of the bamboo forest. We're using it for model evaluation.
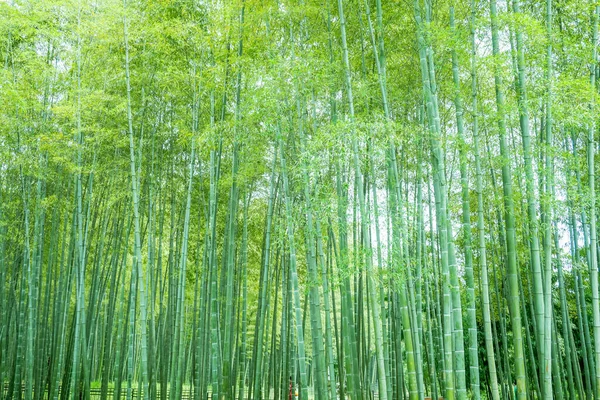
[4,0,600,398]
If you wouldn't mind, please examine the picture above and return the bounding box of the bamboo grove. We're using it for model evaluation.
[1,0,600,398]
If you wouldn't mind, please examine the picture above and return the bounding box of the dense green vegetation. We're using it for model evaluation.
[1,0,599,398]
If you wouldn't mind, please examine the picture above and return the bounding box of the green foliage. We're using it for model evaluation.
[1,0,600,399]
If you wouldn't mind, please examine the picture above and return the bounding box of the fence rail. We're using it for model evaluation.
[2,383,198,399]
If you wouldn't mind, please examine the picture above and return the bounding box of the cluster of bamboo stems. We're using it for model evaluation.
[1,0,600,399]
